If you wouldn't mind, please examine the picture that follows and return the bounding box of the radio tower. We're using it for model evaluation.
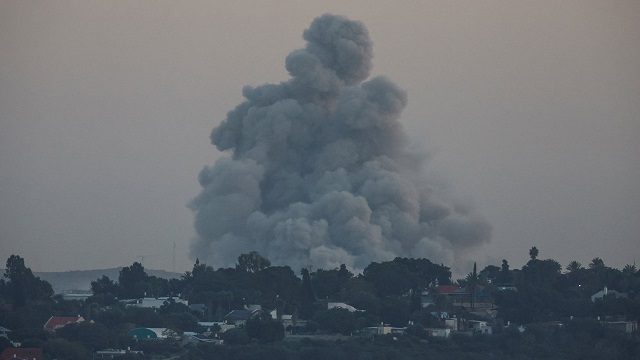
[172,242,176,273]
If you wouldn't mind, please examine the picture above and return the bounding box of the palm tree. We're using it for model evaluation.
[529,246,539,260]
[588,257,605,270]
[622,264,637,275]
[566,261,582,273]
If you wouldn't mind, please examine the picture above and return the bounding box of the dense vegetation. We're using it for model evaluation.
[0,249,639,359]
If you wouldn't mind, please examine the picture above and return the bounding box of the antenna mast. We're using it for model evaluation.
[173,242,176,273]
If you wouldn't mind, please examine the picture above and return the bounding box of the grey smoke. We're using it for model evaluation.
[190,14,491,272]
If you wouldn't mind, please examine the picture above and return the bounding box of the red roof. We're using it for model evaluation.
[43,316,84,331]
[436,285,466,294]
[0,348,43,360]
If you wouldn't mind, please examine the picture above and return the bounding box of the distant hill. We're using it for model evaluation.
[33,268,182,293]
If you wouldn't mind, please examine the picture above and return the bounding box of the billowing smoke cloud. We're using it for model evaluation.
[190,14,491,271]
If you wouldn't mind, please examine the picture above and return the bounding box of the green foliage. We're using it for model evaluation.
[310,265,353,300]
[1,255,53,307]
[236,251,271,273]
[44,338,89,360]
[3,253,640,360]
[94,307,126,328]
[118,262,148,298]
[313,308,358,335]
[246,313,285,342]
[363,261,413,297]
[219,327,250,345]
[56,321,113,351]
[91,275,118,296]
[124,307,165,328]
[363,258,451,299]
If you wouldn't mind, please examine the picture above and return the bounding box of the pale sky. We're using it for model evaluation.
[1,1,638,275]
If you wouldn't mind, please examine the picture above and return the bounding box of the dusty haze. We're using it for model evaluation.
[1,1,638,275]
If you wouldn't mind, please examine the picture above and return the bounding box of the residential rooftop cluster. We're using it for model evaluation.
[1,249,639,359]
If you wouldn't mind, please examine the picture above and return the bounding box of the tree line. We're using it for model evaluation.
[1,248,639,359]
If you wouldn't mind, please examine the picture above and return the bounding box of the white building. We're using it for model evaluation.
[121,297,188,308]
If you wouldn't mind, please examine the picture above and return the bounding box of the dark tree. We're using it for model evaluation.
[1,255,53,307]
[362,261,412,297]
[589,257,605,270]
[466,262,479,309]
[497,259,512,284]
[479,264,501,284]
[236,251,271,273]
[566,260,582,273]
[529,246,539,260]
[245,313,285,342]
[90,275,118,296]
[299,268,316,318]
[313,308,357,335]
[118,262,147,298]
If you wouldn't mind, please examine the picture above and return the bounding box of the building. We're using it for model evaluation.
[604,321,638,333]
[127,327,179,340]
[43,315,84,331]
[467,320,493,335]
[121,297,188,309]
[0,348,43,360]
[425,328,450,337]
[224,309,260,325]
[61,291,92,302]
[365,324,407,335]
[0,326,10,338]
[327,302,360,312]
[436,285,493,309]
[591,286,628,302]
[199,321,236,333]
[421,291,435,308]
[94,349,144,359]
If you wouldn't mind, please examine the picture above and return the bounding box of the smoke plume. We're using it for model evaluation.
[190,14,491,271]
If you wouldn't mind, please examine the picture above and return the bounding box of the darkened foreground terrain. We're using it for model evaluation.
[189,327,640,360]
[0,250,639,359]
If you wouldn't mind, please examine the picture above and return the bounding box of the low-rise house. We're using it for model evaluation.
[604,321,638,333]
[224,309,260,325]
[591,286,628,302]
[436,285,468,306]
[365,324,407,335]
[430,311,449,319]
[269,310,307,330]
[0,326,10,338]
[437,285,492,309]
[444,318,458,331]
[425,328,450,337]
[43,315,84,331]
[328,302,360,312]
[189,303,206,316]
[496,285,517,292]
[199,321,236,333]
[61,291,92,301]
[121,297,188,309]
[94,349,143,359]
[421,291,435,308]
[0,348,43,360]
[467,320,493,335]
[128,327,179,340]
[181,334,224,346]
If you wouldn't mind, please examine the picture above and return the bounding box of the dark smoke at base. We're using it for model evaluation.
[190,14,491,272]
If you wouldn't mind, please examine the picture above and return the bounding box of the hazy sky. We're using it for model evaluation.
[1,1,638,275]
